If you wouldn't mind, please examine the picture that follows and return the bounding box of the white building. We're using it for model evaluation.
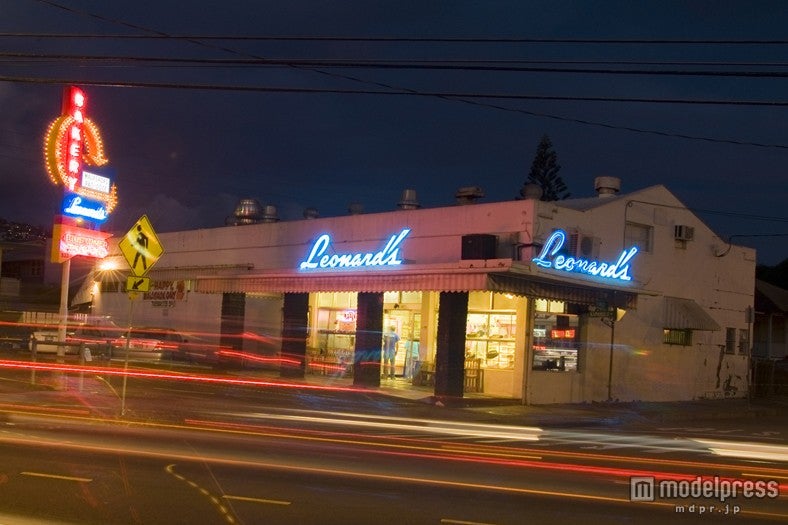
[87,177,755,403]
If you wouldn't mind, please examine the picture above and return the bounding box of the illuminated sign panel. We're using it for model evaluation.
[532,229,638,282]
[81,169,111,194]
[62,193,109,223]
[299,229,411,270]
[51,222,111,262]
[44,86,118,215]
[550,329,576,339]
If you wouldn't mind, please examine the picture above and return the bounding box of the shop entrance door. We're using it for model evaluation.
[383,310,421,379]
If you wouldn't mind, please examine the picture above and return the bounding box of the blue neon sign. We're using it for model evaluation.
[61,193,109,223]
[299,229,411,270]
[532,230,638,282]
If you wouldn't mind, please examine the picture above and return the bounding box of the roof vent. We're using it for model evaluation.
[348,202,364,215]
[260,204,279,223]
[518,182,543,200]
[594,176,621,198]
[226,198,262,225]
[455,186,485,205]
[397,188,421,210]
[303,207,319,219]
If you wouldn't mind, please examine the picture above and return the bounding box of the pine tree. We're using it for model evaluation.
[523,134,571,201]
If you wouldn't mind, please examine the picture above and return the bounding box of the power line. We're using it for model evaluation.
[2,72,787,108]
[3,73,787,150]
[5,32,788,45]
[5,51,788,79]
[24,0,788,152]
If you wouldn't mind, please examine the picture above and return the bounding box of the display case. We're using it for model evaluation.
[465,311,516,369]
[531,314,579,371]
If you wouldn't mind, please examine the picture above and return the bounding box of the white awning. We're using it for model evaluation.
[195,270,490,294]
[193,263,638,308]
[663,296,720,331]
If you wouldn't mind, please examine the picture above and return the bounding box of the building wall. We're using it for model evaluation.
[527,185,755,402]
[91,186,755,403]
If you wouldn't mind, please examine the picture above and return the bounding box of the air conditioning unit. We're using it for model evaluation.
[674,225,695,241]
[461,234,497,260]
[568,232,600,259]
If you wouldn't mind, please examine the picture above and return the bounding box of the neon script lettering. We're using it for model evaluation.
[532,230,638,282]
[300,229,411,270]
[63,194,108,222]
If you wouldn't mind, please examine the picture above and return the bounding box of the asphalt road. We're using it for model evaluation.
[0,377,784,523]
[0,353,786,524]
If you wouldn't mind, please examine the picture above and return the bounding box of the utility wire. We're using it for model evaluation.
[2,72,788,108]
[5,51,788,78]
[3,73,788,150]
[5,32,788,45]
[26,0,788,151]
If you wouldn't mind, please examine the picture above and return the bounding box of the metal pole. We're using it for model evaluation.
[120,295,135,416]
[607,319,615,401]
[30,337,36,385]
[56,258,71,390]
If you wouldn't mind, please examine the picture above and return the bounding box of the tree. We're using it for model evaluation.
[522,134,571,201]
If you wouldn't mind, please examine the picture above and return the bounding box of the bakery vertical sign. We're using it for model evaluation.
[44,86,116,262]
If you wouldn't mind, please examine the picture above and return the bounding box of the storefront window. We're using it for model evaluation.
[313,292,358,367]
[532,299,580,371]
[465,292,517,369]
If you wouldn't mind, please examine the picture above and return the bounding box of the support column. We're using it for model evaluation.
[220,292,246,352]
[354,292,384,387]
[435,291,468,399]
[280,292,309,378]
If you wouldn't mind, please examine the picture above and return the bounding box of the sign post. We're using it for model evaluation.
[118,215,164,415]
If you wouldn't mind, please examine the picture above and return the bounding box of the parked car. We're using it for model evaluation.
[29,320,122,355]
[111,327,218,364]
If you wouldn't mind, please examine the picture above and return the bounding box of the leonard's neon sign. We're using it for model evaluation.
[532,230,638,282]
[299,229,410,270]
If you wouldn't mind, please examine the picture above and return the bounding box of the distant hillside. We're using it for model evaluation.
[0,219,48,243]
[757,258,788,290]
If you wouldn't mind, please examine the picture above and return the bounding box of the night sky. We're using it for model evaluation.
[1,1,786,265]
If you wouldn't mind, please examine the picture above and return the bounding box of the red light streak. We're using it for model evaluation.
[0,359,364,394]
[179,417,788,496]
[216,350,300,367]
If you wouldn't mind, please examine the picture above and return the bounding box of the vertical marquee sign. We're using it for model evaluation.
[43,86,117,262]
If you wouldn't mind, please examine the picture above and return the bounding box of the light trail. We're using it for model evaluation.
[0,358,363,393]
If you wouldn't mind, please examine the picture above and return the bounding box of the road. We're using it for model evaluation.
[0,357,785,524]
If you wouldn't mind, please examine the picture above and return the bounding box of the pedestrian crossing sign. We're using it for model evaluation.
[119,215,164,277]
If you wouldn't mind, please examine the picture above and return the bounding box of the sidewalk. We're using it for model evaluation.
[0,365,784,430]
[372,375,786,428]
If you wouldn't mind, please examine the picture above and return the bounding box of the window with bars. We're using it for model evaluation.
[725,327,737,354]
[663,328,692,346]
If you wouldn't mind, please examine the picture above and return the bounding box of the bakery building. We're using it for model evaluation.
[87,177,755,403]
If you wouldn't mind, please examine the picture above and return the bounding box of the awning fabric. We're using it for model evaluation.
[663,296,720,331]
[194,266,638,308]
[488,273,637,308]
[196,271,490,294]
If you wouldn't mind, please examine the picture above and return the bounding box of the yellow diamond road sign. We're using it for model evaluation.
[119,215,164,277]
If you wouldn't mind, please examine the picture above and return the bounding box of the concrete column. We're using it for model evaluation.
[220,292,246,352]
[280,292,309,378]
[354,292,383,387]
[435,291,468,398]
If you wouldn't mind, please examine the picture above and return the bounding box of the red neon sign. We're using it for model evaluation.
[64,87,85,191]
[44,86,117,213]
[550,329,576,339]
[51,221,111,262]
